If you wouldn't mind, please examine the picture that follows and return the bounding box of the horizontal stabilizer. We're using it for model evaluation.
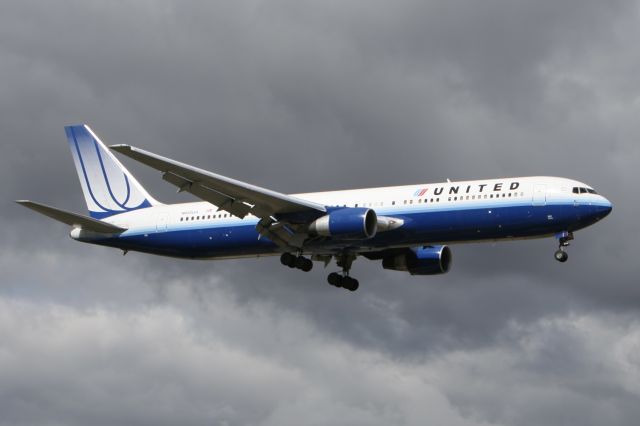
[15,200,127,234]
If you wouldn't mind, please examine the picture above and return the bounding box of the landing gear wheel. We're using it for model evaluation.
[302,258,313,272]
[327,252,360,291]
[295,256,313,272]
[280,253,296,268]
[328,272,342,287]
[554,250,568,263]
[342,276,359,292]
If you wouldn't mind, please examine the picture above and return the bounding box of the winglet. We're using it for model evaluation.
[16,200,127,234]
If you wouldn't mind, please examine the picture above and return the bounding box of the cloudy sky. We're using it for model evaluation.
[1,1,640,424]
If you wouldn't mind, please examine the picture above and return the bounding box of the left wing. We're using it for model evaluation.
[110,144,327,249]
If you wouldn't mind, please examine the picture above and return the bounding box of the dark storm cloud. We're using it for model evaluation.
[1,0,640,424]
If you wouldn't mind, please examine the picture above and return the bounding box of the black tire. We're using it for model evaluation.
[280,253,296,268]
[340,276,357,291]
[554,250,568,263]
[300,258,313,272]
[327,272,342,287]
[345,278,359,292]
[295,256,311,271]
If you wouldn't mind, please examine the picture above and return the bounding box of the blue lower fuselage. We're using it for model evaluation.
[89,201,612,259]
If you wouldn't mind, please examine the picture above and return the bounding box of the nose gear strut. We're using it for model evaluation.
[554,231,573,263]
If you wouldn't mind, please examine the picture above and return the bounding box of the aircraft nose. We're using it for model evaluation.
[598,197,613,218]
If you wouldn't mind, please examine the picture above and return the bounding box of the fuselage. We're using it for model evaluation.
[76,176,612,259]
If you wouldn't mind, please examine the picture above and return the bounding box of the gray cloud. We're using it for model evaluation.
[1,289,639,426]
[1,0,639,424]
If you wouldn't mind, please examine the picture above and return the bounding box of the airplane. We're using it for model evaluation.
[17,124,613,292]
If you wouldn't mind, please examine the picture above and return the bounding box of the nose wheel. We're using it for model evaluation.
[554,231,573,263]
[554,249,568,262]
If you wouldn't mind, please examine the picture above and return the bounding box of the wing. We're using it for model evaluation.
[110,144,327,249]
[16,200,127,233]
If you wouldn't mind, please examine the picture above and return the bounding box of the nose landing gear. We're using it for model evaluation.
[554,231,573,263]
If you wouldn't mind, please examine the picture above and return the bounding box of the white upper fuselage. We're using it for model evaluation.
[101,176,610,243]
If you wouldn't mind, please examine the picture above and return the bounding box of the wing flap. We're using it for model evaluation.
[162,171,254,218]
[16,200,127,234]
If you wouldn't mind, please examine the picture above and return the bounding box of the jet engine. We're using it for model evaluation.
[382,245,452,275]
[308,208,377,240]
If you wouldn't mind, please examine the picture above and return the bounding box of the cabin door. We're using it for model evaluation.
[156,213,169,232]
[532,184,547,206]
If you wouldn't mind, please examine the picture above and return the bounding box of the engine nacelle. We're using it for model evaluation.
[308,208,377,240]
[382,245,452,275]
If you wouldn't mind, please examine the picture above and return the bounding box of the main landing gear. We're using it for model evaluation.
[327,272,359,292]
[327,252,359,292]
[280,252,313,272]
[280,251,360,292]
[554,231,574,263]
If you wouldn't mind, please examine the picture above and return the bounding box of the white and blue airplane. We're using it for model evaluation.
[17,125,612,291]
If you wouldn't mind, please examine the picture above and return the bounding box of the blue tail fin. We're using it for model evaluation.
[65,124,160,219]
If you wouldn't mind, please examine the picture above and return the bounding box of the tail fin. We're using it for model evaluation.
[65,124,160,219]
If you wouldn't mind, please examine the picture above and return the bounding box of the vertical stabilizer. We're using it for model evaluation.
[65,124,160,219]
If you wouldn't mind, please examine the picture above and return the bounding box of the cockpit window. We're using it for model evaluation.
[573,186,598,195]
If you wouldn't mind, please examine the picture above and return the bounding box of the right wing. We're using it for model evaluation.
[16,200,127,234]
